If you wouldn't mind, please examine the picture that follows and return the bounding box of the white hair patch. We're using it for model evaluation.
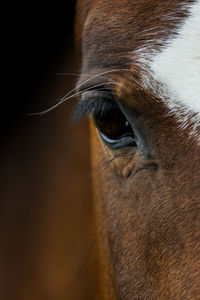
[150,0,200,139]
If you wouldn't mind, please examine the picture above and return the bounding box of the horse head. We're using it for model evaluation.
[75,1,200,298]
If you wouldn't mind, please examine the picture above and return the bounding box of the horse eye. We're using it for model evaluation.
[92,104,137,149]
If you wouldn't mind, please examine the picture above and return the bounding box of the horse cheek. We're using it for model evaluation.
[90,120,118,300]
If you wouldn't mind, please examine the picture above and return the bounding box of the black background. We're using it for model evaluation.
[3,2,76,139]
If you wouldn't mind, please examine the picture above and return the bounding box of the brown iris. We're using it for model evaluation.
[92,104,135,143]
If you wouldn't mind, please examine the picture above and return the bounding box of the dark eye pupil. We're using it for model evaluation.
[92,105,134,141]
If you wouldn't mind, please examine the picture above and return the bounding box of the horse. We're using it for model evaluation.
[74,0,200,298]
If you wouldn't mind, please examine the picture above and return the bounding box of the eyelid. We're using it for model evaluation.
[73,91,116,122]
[99,132,118,144]
[82,90,113,100]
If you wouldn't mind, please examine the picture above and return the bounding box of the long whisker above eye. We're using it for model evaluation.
[56,72,81,77]
[28,82,116,116]
[60,81,115,101]
[56,70,132,93]
[75,68,131,93]
[59,69,130,110]
[28,68,132,116]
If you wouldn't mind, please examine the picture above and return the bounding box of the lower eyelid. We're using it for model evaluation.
[99,132,118,144]
[99,131,137,149]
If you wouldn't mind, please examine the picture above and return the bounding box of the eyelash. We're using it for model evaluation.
[73,96,117,122]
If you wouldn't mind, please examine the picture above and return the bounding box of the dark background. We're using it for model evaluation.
[1,3,93,300]
[3,3,76,138]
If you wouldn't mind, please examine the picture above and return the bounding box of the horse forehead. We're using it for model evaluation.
[80,0,200,139]
[81,0,188,68]
[150,1,200,118]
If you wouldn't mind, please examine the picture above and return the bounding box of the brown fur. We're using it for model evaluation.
[75,1,200,299]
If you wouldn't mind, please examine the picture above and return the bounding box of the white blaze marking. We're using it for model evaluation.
[150,0,200,138]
